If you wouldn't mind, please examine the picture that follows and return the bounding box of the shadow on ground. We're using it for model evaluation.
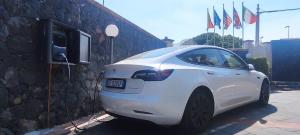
[78,103,277,135]
[204,103,277,135]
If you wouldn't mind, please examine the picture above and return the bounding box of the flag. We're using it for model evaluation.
[213,8,221,29]
[233,7,242,29]
[223,8,232,30]
[207,10,214,29]
[243,6,256,24]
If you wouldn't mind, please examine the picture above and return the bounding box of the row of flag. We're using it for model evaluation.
[207,4,257,30]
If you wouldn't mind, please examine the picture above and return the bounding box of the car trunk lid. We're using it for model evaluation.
[102,60,161,93]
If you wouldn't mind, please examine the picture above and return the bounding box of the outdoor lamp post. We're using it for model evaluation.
[284,26,290,39]
[105,24,119,64]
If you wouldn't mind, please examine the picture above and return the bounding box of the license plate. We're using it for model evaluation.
[106,79,126,89]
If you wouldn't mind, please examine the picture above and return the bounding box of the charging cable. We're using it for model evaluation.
[89,71,106,123]
[56,53,106,132]
[47,64,53,128]
[61,53,87,131]
[92,71,104,114]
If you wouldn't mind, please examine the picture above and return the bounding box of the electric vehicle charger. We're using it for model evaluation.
[24,17,102,131]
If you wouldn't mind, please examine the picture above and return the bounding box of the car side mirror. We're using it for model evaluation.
[248,64,255,70]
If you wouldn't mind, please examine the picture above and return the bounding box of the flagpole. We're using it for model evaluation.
[242,2,245,45]
[255,4,260,46]
[213,6,216,46]
[232,2,235,49]
[222,4,224,48]
[207,8,209,44]
[214,28,216,46]
[233,26,235,49]
[207,28,209,45]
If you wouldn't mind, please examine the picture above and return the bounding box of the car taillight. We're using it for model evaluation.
[131,69,174,81]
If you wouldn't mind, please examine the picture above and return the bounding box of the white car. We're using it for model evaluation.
[100,45,270,133]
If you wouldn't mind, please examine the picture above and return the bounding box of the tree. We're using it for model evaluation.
[191,33,242,49]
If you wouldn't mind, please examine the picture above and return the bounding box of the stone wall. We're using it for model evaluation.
[0,0,166,134]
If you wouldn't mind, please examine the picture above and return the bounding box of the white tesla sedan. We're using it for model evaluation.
[100,45,270,133]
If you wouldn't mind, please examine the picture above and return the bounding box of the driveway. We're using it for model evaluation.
[78,89,300,135]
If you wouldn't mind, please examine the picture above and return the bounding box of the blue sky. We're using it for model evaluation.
[96,0,300,43]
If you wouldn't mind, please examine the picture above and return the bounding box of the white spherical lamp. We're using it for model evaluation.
[105,24,119,37]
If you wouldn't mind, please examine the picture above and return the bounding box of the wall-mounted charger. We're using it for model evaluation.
[39,19,91,65]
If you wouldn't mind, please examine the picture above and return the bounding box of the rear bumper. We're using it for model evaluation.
[100,89,180,125]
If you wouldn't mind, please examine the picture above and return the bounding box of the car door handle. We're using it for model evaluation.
[207,72,214,75]
[235,73,241,75]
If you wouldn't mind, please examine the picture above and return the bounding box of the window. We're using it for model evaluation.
[219,50,246,69]
[178,49,223,66]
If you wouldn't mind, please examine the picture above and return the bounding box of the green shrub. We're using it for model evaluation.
[246,58,269,75]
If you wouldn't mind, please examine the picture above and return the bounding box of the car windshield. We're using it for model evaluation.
[126,46,187,60]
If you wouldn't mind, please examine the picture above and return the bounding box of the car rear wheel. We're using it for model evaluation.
[180,90,213,134]
[257,80,270,106]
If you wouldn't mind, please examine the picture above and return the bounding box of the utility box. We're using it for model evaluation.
[271,39,300,81]
[39,19,91,65]
[73,30,91,64]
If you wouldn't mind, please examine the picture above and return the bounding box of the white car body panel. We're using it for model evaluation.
[100,45,268,125]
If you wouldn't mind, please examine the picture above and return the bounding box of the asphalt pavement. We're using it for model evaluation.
[78,89,300,135]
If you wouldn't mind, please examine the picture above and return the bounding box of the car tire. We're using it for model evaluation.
[180,90,214,134]
[257,80,270,106]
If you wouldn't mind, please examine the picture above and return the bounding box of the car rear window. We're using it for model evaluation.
[126,46,186,60]
[177,48,224,66]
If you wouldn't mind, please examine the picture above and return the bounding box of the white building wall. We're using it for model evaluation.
[247,42,272,68]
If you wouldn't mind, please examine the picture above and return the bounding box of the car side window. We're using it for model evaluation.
[178,49,223,66]
[219,50,246,69]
